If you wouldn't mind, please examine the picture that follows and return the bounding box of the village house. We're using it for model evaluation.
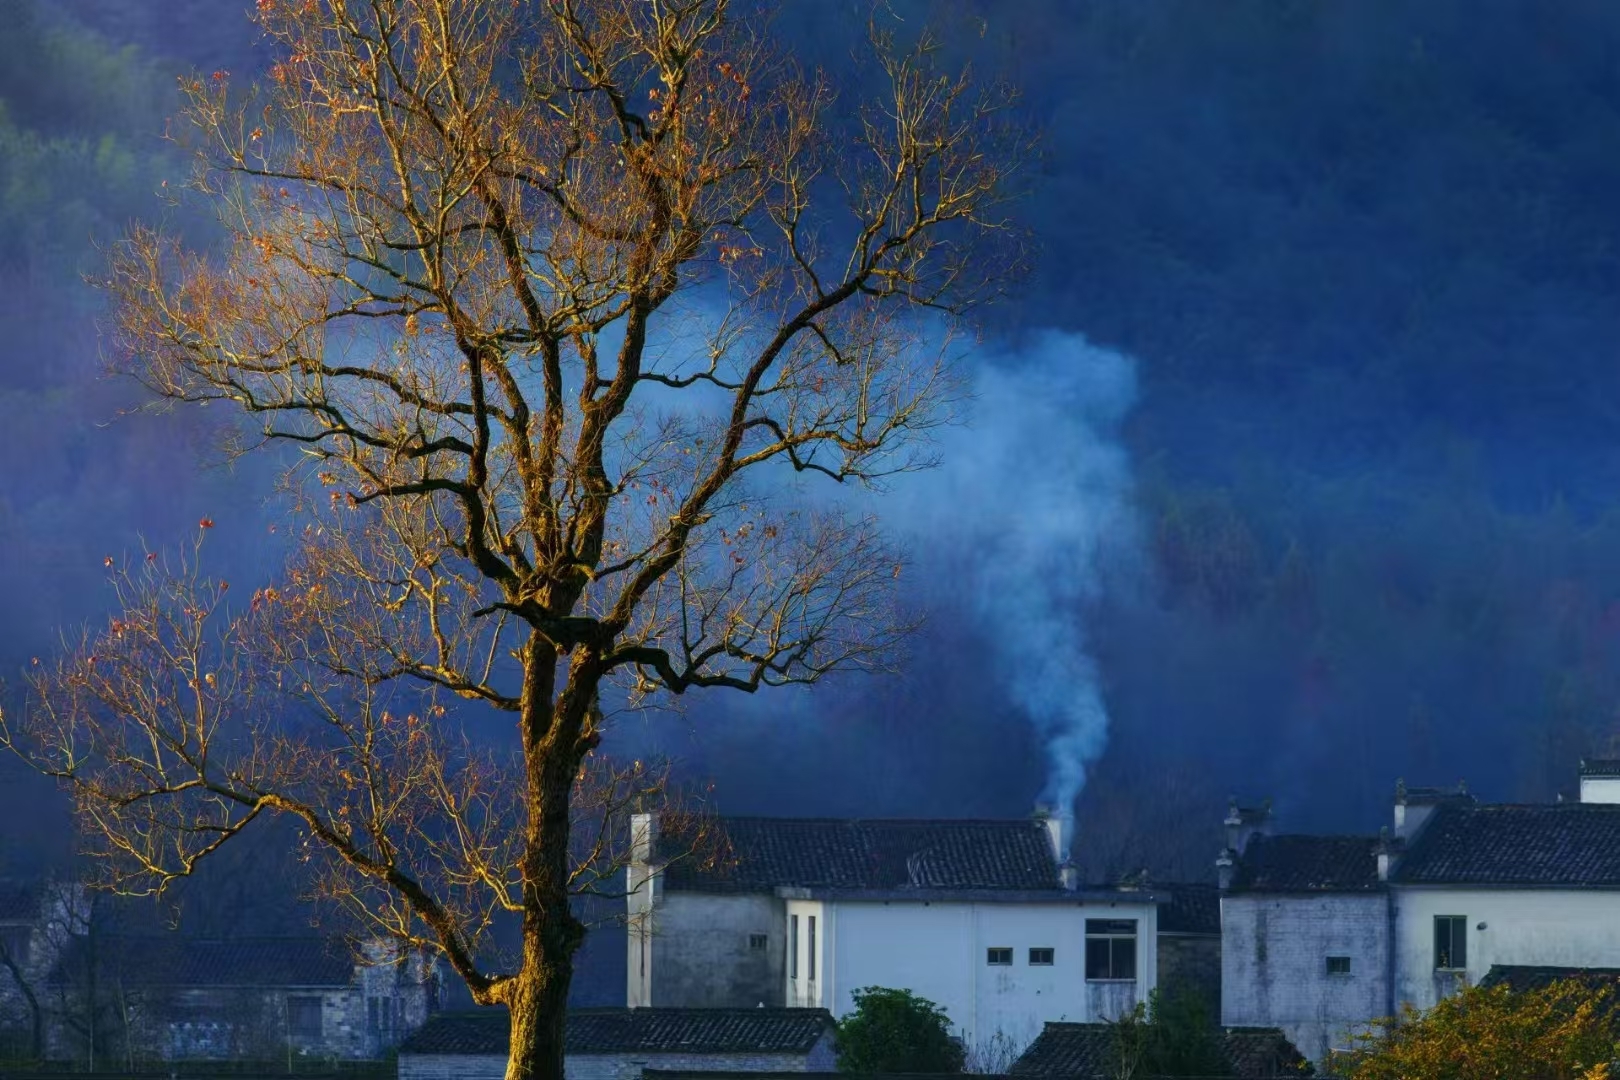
[40,934,440,1062]
[1220,761,1620,1067]
[395,1007,837,1080]
[0,879,83,1058]
[1008,1020,1310,1078]
[626,813,1165,1050]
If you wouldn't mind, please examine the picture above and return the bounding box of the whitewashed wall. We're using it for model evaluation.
[1393,886,1620,1010]
[399,1038,835,1080]
[1220,893,1390,1066]
[785,898,1156,1046]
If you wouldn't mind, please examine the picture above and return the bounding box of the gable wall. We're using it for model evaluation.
[641,891,785,1008]
[1220,892,1389,1067]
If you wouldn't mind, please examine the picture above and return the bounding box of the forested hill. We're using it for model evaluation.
[6,0,1620,927]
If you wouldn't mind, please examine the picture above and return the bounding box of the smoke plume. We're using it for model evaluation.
[901,331,1138,851]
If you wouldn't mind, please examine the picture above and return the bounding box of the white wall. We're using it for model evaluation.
[785,899,1156,1047]
[1394,887,1620,1010]
[1580,777,1620,804]
[1220,893,1390,1066]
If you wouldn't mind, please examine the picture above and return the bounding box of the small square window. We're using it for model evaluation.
[1029,947,1055,966]
[748,933,768,950]
[986,947,1013,966]
[1326,955,1351,975]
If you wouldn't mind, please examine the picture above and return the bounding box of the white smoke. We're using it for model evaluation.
[902,331,1138,852]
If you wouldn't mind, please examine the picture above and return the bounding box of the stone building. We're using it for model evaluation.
[396,1007,837,1080]
[0,880,84,1058]
[41,934,439,1062]
[628,814,1167,1050]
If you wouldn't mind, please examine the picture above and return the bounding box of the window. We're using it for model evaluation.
[808,916,817,981]
[748,933,768,951]
[1029,947,1055,966]
[0,927,29,967]
[986,947,1013,966]
[287,996,323,1039]
[1326,956,1352,975]
[790,914,799,979]
[1085,919,1137,981]
[1434,915,1467,970]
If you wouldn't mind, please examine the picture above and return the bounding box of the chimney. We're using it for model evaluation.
[1224,797,1272,856]
[1393,779,1473,840]
[1375,826,1399,882]
[1579,760,1620,804]
[630,811,659,870]
[1216,848,1236,891]
[1035,805,1078,891]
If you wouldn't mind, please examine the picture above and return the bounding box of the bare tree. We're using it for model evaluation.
[1,2,1027,1078]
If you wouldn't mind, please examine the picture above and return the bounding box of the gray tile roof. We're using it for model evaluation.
[1481,965,1620,993]
[1394,804,1620,886]
[1159,882,1221,934]
[1580,759,1620,778]
[1009,1022,1311,1078]
[399,1009,835,1056]
[49,936,355,989]
[1228,835,1382,893]
[661,817,1059,893]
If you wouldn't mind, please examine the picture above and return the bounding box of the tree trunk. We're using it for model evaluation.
[507,641,589,1080]
[504,932,578,1080]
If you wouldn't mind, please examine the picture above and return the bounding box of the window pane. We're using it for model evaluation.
[1085,937,1111,979]
[808,916,817,981]
[790,914,799,978]
[1111,937,1136,980]
[987,947,1012,965]
[1029,947,1054,965]
[1327,956,1351,975]
[1435,916,1467,969]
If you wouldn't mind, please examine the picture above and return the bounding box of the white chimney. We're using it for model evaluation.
[1036,806,1077,891]
[1579,760,1620,804]
[1216,848,1236,891]
[630,811,659,866]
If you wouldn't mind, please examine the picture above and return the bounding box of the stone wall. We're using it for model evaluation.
[1157,932,1221,1016]
[644,892,785,1008]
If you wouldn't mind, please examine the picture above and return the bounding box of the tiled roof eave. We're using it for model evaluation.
[778,887,1168,904]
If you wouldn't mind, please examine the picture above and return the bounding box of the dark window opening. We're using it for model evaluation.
[748,933,768,950]
[1326,955,1352,975]
[1029,947,1055,966]
[790,914,800,979]
[0,927,29,967]
[808,916,817,981]
[287,996,323,1039]
[1434,915,1467,970]
[1085,919,1137,981]
[986,947,1013,966]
